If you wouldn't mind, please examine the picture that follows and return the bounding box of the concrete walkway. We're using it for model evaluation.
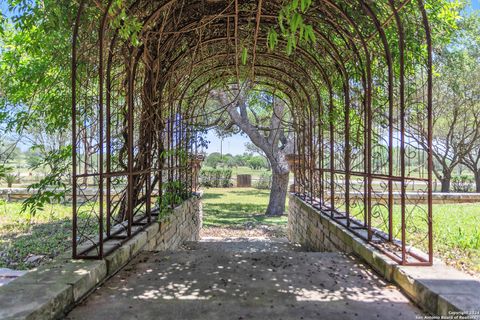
[66,237,422,320]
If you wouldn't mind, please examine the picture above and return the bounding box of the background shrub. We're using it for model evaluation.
[452,175,474,192]
[200,169,233,188]
[254,172,272,190]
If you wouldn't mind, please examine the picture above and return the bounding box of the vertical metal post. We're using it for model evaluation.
[344,82,350,227]
[329,94,335,215]
[127,51,134,238]
[71,1,86,259]
[418,0,434,265]
[388,0,406,264]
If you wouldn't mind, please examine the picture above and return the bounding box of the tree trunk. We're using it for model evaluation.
[266,165,289,216]
[440,178,451,193]
[475,171,480,193]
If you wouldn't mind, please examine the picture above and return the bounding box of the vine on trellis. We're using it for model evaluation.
[268,0,316,54]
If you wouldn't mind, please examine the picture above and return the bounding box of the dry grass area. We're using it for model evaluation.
[200,226,286,238]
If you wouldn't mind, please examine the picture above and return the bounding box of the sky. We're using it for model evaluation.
[472,0,480,10]
[204,130,250,156]
[0,2,10,16]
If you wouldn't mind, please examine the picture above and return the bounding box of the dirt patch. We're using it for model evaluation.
[201,225,286,238]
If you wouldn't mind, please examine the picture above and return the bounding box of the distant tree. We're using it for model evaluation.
[233,155,246,167]
[0,0,75,213]
[226,158,237,168]
[223,154,234,166]
[4,173,19,188]
[0,165,12,180]
[456,14,480,192]
[245,142,271,170]
[0,165,16,187]
[407,9,480,192]
[25,147,43,169]
[247,156,267,170]
[205,152,223,169]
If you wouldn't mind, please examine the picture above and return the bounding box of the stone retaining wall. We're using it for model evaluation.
[288,195,352,253]
[145,195,202,252]
[287,194,480,316]
[0,196,202,320]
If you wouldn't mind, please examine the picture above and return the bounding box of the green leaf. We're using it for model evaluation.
[305,25,316,43]
[241,47,248,65]
[291,0,299,10]
[278,11,285,33]
[300,0,306,12]
[267,28,278,50]
[290,12,302,33]
[305,0,312,10]
[286,37,293,55]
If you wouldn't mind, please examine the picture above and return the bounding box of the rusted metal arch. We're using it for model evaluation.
[174,63,312,124]
[189,75,310,132]
[188,0,428,264]
[72,0,433,266]
[115,0,376,87]
[149,33,329,90]
[146,33,338,129]
[85,0,386,172]
[167,60,313,117]
[102,1,372,148]
[169,53,334,134]
[181,75,299,128]
[170,50,323,110]
[360,0,398,246]
[154,34,336,112]
[171,63,308,125]
[161,41,348,146]
[181,75,306,134]
[152,20,360,95]
[171,61,317,126]
[74,0,352,238]
[141,23,351,103]
[112,37,320,179]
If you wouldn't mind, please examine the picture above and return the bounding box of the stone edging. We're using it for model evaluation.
[288,195,480,316]
[0,196,201,320]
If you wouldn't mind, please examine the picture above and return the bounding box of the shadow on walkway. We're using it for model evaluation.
[66,238,422,320]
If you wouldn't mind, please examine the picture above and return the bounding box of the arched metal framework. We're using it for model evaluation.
[72,0,433,265]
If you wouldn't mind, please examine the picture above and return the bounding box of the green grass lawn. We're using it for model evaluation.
[202,188,287,228]
[0,202,74,269]
[430,203,480,274]
[345,202,480,274]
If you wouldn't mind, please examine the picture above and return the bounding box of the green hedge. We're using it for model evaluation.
[200,169,232,188]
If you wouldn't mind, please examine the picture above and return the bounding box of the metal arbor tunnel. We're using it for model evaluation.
[72,0,433,265]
